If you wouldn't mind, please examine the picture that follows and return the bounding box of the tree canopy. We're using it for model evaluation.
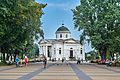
[0,0,46,62]
[72,0,120,61]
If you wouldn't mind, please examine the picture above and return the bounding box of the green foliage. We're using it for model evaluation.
[73,0,120,60]
[0,0,46,62]
[86,50,98,60]
[30,44,39,58]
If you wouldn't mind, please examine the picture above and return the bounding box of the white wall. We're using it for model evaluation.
[39,40,85,61]
[56,33,71,39]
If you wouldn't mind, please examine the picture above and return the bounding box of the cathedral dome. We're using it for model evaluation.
[55,24,71,39]
[56,24,70,33]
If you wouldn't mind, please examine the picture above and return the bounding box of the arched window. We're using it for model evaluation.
[60,34,62,38]
[59,48,61,54]
[70,48,73,58]
[66,34,68,38]
[81,48,82,54]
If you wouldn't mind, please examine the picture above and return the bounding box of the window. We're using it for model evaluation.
[59,48,61,54]
[48,46,51,57]
[48,49,50,57]
[66,34,68,38]
[70,48,73,49]
[54,48,56,54]
[81,50,82,54]
[60,34,62,38]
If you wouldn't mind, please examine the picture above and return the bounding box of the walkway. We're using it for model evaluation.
[0,61,120,80]
[76,63,120,80]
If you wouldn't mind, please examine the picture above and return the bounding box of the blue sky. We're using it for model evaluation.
[36,0,92,52]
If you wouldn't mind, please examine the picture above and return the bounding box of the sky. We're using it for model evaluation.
[36,0,92,52]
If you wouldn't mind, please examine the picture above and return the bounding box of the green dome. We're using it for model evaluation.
[56,24,70,33]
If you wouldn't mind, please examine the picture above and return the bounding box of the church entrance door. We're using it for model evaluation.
[47,46,52,60]
[70,50,73,58]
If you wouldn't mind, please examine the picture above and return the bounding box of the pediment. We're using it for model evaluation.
[64,39,77,43]
[39,39,47,44]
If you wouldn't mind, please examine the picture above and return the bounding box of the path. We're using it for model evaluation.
[0,61,120,80]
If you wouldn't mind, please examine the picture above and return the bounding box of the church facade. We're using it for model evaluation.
[39,24,85,60]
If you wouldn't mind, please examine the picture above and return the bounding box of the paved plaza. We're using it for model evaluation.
[0,61,120,80]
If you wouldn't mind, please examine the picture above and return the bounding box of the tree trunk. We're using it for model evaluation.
[99,46,107,63]
[3,53,5,63]
[14,54,16,62]
[1,46,6,63]
[10,53,12,61]
[110,52,114,61]
[6,53,9,61]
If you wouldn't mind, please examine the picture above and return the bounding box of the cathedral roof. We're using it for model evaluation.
[39,38,80,44]
[56,24,70,33]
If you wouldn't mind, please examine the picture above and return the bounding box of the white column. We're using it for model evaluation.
[82,45,85,60]
[45,46,48,58]
[42,46,44,55]
[43,46,46,56]
[62,42,65,57]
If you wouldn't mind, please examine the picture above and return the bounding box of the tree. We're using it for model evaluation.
[72,0,120,62]
[30,44,39,58]
[0,0,46,62]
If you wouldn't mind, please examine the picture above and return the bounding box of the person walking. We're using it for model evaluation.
[43,55,47,68]
[24,56,28,66]
[15,55,19,67]
[77,58,81,64]
[62,58,64,63]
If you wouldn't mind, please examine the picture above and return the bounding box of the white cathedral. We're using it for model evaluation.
[39,24,85,60]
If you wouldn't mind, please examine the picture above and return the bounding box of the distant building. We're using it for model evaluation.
[39,24,85,60]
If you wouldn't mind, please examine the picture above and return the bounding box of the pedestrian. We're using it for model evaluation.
[62,58,64,63]
[24,56,28,66]
[77,58,81,64]
[15,55,19,67]
[43,55,47,68]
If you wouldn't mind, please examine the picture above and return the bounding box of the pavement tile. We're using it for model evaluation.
[0,73,28,75]
[91,76,120,80]
[32,63,78,80]
[38,72,76,76]
[32,75,79,80]
[0,62,120,80]
[88,73,120,76]
[76,63,120,80]
[0,76,21,79]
